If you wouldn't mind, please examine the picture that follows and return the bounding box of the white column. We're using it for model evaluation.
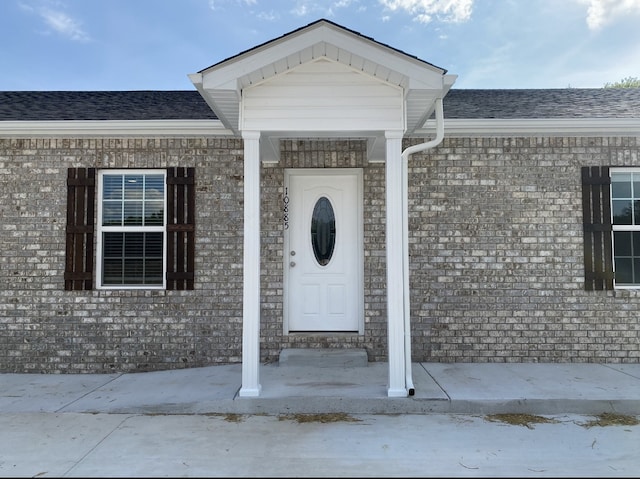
[385,130,407,397]
[239,130,262,397]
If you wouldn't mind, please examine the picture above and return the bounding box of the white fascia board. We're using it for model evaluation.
[200,31,323,89]
[444,74,457,89]
[200,24,445,91]
[190,74,240,133]
[0,120,232,137]
[188,72,203,87]
[315,29,445,88]
[416,118,640,137]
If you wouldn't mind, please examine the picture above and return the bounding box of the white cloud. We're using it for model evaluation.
[379,0,473,23]
[40,8,89,41]
[291,2,310,16]
[20,2,90,42]
[289,0,363,17]
[257,10,280,21]
[579,0,640,30]
[209,0,257,9]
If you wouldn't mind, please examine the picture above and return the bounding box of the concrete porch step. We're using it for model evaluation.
[278,348,369,368]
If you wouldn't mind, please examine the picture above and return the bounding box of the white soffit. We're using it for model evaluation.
[189,20,450,136]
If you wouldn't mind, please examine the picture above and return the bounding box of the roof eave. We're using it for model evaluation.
[417,117,640,137]
[4,117,637,139]
[0,119,231,137]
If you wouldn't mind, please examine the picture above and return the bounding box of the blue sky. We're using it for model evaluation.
[1,0,639,91]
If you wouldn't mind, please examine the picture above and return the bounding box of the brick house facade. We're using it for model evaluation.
[1,21,639,396]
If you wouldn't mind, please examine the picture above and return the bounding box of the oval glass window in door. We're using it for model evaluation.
[311,196,336,266]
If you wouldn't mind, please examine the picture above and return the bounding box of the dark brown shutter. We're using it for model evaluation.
[166,167,195,290]
[581,166,614,290]
[64,168,95,290]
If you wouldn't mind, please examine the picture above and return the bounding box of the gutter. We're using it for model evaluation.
[400,97,445,396]
[0,119,230,137]
[422,117,640,137]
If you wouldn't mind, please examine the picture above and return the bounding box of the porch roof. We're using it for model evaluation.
[188,19,456,137]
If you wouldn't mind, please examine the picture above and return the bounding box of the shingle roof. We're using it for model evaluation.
[0,91,216,121]
[444,88,640,119]
[0,88,638,122]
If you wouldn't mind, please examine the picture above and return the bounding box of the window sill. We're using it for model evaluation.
[612,288,640,298]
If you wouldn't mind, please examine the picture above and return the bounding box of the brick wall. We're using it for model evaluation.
[0,138,246,373]
[1,135,639,373]
[408,136,640,363]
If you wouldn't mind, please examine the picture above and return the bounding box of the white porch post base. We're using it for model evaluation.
[239,130,262,398]
[387,387,409,397]
[385,130,408,398]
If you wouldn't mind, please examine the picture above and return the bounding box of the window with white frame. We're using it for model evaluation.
[96,170,166,288]
[611,168,640,288]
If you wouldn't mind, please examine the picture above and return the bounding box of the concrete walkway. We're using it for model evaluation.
[2,361,640,415]
[2,361,640,477]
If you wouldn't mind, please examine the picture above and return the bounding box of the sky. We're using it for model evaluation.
[1,0,639,91]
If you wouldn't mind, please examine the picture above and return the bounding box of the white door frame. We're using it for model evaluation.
[283,168,364,335]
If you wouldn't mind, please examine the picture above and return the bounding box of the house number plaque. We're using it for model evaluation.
[283,187,290,230]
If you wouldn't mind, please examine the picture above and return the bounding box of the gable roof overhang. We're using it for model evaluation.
[189,19,456,163]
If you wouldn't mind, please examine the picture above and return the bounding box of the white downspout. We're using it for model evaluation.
[400,97,445,395]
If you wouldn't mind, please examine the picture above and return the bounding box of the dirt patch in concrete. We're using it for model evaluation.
[580,413,639,428]
[484,412,640,429]
[484,413,559,429]
[223,413,245,423]
[278,413,362,423]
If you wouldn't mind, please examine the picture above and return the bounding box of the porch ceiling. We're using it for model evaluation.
[188,19,456,161]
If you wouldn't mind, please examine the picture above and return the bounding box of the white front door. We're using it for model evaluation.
[285,169,363,332]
